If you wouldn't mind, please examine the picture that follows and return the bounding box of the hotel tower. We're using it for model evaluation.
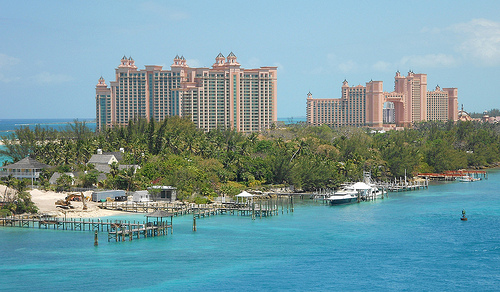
[306,71,458,128]
[96,53,277,132]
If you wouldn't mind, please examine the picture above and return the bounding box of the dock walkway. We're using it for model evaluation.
[418,170,487,181]
[99,195,294,220]
[0,214,173,242]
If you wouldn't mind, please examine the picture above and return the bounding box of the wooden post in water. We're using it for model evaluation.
[193,216,197,231]
[94,230,98,246]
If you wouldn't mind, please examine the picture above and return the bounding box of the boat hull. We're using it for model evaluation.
[328,197,358,205]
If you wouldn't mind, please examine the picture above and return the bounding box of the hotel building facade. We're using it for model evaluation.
[96,53,277,132]
[306,71,458,128]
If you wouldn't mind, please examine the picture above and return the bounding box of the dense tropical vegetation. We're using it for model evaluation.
[0,175,38,216]
[1,117,500,209]
[470,108,500,118]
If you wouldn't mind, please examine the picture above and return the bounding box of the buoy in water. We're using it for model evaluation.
[461,209,467,221]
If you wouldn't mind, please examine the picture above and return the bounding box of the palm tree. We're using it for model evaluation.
[109,162,119,178]
[119,167,137,193]
[3,174,14,202]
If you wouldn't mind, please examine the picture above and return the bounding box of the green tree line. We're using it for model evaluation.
[2,118,500,202]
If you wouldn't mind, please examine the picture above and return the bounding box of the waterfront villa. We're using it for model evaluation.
[0,156,51,183]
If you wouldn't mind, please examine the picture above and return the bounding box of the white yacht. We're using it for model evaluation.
[326,187,358,205]
[327,173,386,205]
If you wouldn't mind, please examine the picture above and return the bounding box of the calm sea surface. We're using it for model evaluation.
[0,118,96,164]
[0,118,96,138]
[0,170,499,291]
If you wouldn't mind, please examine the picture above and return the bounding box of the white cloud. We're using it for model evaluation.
[33,72,73,85]
[327,53,358,73]
[372,54,457,72]
[141,2,189,21]
[186,59,201,68]
[273,62,284,72]
[0,73,20,83]
[372,61,392,72]
[0,53,20,83]
[338,60,358,73]
[0,53,20,68]
[399,54,458,68]
[420,26,442,34]
[246,57,262,68]
[451,18,500,65]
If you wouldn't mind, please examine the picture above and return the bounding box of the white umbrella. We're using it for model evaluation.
[236,191,254,197]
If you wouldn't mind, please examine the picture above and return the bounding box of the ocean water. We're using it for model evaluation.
[1,171,499,291]
[0,118,96,139]
[0,118,95,164]
[0,117,297,139]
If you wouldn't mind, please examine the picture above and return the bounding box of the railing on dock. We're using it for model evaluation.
[418,170,487,181]
[0,214,173,243]
[0,196,294,242]
[310,177,429,204]
[99,195,294,220]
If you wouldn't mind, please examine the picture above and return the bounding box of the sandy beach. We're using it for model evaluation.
[0,185,129,218]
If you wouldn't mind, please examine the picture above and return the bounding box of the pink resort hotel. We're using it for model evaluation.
[306,71,458,128]
[96,53,277,132]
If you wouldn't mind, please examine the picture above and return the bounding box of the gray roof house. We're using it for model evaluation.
[88,154,119,166]
[87,149,139,181]
[49,172,76,185]
[0,156,51,181]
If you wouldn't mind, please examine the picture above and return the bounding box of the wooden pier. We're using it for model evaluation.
[99,195,294,220]
[377,179,428,192]
[0,196,293,242]
[311,177,428,204]
[0,213,173,243]
[418,170,487,181]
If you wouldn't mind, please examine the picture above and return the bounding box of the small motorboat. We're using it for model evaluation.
[461,209,467,221]
[457,176,480,182]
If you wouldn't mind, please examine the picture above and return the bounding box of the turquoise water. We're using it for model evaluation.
[1,172,499,291]
[0,118,96,139]
[0,118,95,164]
[0,145,8,164]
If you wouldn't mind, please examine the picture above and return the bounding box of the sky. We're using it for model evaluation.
[1,0,500,119]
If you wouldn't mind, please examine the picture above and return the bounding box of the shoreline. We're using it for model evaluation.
[0,166,499,219]
[0,185,129,218]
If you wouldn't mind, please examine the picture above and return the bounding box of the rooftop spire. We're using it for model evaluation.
[97,76,107,87]
[225,52,239,66]
[214,53,226,67]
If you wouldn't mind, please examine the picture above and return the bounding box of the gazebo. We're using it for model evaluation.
[0,156,50,185]
[146,210,174,235]
[236,191,255,205]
